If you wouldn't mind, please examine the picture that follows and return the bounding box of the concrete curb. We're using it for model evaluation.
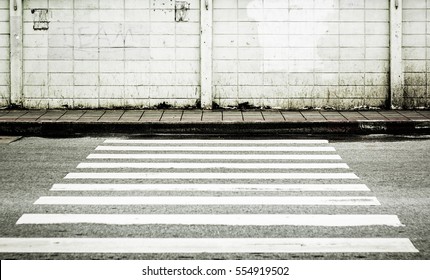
[1,120,429,137]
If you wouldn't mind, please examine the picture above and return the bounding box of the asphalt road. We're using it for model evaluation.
[0,135,429,260]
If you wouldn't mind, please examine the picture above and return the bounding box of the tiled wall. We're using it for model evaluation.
[0,0,9,106]
[2,0,427,109]
[403,0,430,108]
[22,0,200,109]
[213,0,390,109]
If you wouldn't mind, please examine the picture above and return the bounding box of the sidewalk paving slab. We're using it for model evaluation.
[262,111,285,122]
[201,111,222,122]
[0,109,429,136]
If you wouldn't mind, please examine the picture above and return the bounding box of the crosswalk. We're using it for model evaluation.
[0,139,419,254]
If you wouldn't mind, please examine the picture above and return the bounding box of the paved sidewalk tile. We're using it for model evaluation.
[242,111,264,122]
[76,111,104,122]
[0,111,28,121]
[140,111,163,122]
[358,111,388,120]
[396,111,428,120]
[201,111,222,122]
[37,110,67,121]
[58,110,86,122]
[222,111,243,122]
[263,111,285,121]
[119,110,144,122]
[182,110,203,122]
[378,111,409,121]
[417,111,430,118]
[98,110,125,122]
[16,111,47,122]
[320,111,347,121]
[160,110,183,122]
[281,111,305,121]
[338,111,368,121]
[301,111,326,121]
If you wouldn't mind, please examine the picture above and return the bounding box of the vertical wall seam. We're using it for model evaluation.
[286,0,290,108]
[72,0,75,108]
[426,0,429,106]
[97,0,101,108]
[364,0,367,106]
[312,0,315,108]
[337,0,340,107]
[148,0,152,106]
[236,0,239,105]
[123,0,125,108]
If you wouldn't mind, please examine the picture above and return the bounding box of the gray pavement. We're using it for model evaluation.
[0,109,429,136]
[0,136,429,259]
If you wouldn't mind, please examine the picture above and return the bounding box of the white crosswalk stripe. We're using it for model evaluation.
[77,162,350,169]
[17,214,401,226]
[34,196,380,205]
[65,172,359,179]
[95,146,337,152]
[104,139,330,144]
[50,183,371,192]
[3,138,418,255]
[87,153,342,160]
[0,238,418,253]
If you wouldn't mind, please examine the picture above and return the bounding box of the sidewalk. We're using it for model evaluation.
[0,109,429,136]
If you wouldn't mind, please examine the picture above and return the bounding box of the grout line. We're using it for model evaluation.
[279,110,287,121]
[299,111,307,121]
[55,111,68,121]
[96,111,106,121]
[117,110,126,121]
[357,111,369,120]
[34,111,48,121]
[337,111,350,121]
[137,111,145,122]
[319,111,328,121]
[376,111,389,120]
[158,110,165,122]
[415,110,428,119]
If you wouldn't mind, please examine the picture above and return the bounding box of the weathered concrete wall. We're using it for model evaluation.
[402,0,430,108]
[0,0,9,106]
[213,0,390,109]
[22,0,200,109]
[2,0,428,109]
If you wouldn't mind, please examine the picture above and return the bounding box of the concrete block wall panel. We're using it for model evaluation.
[402,0,429,108]
[0,0,9,106]
[22,0,200,109]
[213,0,390,109]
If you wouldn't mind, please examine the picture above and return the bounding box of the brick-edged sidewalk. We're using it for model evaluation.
[0,109,429,136]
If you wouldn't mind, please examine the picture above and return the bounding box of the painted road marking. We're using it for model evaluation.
[95,146,336,152]
[34,196,380,206]
[64,172,359,180]
[50,183,371,192]
[16,214,403,226]
[104,139,330,144]
[0,238,418,253]
[77,162,350,169]
[87,154,342,160]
